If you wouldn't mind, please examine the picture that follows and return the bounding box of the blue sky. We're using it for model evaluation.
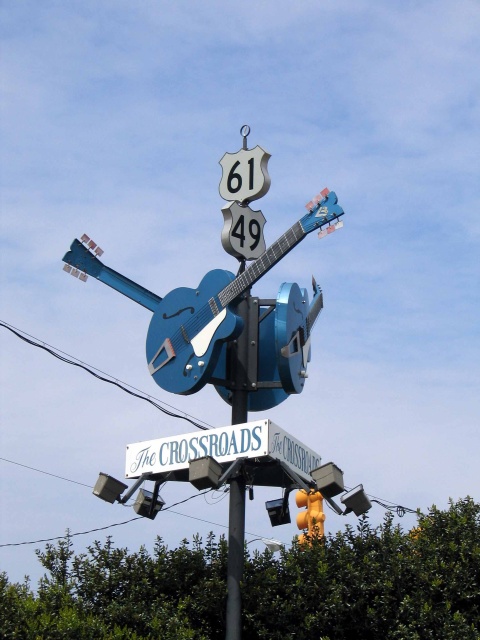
[1,0,479,586]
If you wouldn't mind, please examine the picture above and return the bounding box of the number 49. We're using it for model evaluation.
[231,214,262,251]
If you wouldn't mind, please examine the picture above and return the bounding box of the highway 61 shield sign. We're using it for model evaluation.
[219,145,271,203]
[221,202,266,260]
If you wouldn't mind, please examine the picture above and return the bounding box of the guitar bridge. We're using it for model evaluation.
[148,338,176,374]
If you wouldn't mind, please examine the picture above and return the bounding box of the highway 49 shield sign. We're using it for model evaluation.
[219,145,271,203]
[221,202,266,260]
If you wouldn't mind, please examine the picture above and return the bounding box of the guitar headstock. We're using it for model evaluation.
[62,235,104,281]
[301,189,345,235]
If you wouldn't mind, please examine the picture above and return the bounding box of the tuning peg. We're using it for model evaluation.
[318,226,334,239]
[318,219,344,239]
[312,188,330,205]
[81,235,104,256]
[63,263,87,281]
[305,187,330,211]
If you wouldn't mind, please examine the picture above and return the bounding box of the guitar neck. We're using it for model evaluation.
[63,239,162,312]
[305,289,324,337]
[97,266,162,312]
[218,220,305,307]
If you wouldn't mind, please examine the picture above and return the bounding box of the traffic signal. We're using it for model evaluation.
[295,489,325,546]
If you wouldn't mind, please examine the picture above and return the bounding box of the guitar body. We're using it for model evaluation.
[275,282,310,394]
[145,269,243,395]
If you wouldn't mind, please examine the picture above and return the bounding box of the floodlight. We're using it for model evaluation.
[189,456,223,490]
[311,462,344,498]
[93,472,128,504]
[133,488,165,520]
[265,498,291,527]
[340,484,372,516]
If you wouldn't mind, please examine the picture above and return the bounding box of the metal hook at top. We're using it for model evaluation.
[240,124,250,150]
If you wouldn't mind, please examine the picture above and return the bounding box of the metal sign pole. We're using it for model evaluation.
[67,125,348,640]
[226,287,250,640]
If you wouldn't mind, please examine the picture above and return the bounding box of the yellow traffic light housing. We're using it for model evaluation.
[295,489,325,546]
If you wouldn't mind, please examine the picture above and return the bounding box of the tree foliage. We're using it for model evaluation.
[1,497,479,639]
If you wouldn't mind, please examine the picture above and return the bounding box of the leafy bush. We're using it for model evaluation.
[1,498,478,639]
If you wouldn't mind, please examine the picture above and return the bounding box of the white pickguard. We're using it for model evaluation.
[191,308,227,357]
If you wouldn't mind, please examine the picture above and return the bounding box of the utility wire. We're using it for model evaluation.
[0,320,211,431]
[370,499,416,517]
[0,518,142,548]
[0,488,281,549]
[0,457,92,489]
[0,489,213,548]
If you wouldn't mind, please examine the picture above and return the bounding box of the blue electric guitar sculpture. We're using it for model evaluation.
[145,190,344,394]
[276,277,324,394]
[63,189,344,397]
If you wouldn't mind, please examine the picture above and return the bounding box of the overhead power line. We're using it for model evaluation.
[0,320,212,431]
[0,457,92,489]
[0,489,213,548]
[370,498,416,517]
[0,488,282,549]
[0,518,143,548]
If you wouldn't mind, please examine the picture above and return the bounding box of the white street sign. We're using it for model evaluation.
[221,201,266,260]
[125,420,321,487]
[219,146,271,203]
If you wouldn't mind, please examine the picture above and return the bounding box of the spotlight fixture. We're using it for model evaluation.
[189,456,223,490]
[265,498,291,527]
[93,472,128,504]
[311,462,344,498]
[340,484,372,516]
[133,488,165,520]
